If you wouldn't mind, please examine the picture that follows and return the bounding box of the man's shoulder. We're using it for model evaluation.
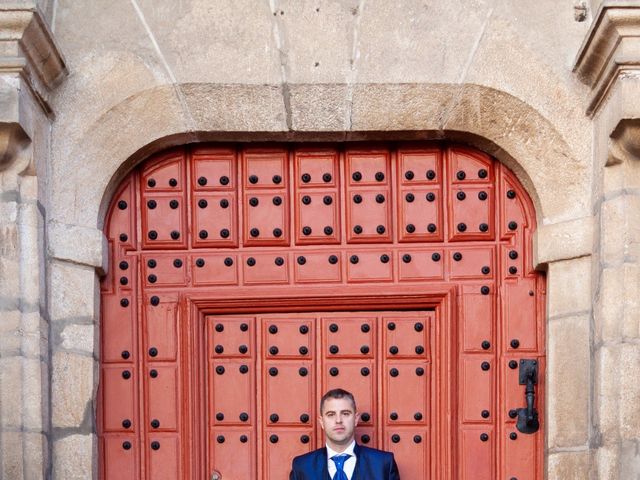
[292,447,325,466]
[356,444,395,460]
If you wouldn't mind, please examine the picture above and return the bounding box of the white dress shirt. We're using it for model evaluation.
[326,440,357,480]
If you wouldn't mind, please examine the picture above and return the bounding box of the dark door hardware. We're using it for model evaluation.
[516,359,540,434]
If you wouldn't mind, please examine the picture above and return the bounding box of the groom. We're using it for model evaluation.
[289,388,400,480]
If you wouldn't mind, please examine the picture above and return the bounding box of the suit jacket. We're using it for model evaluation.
[289,443,400,480]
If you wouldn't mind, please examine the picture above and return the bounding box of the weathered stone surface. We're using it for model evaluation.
[0,357,23,428]
[547,313,590,448]
[51,352,94,428]
[548,450,591,479]
[60,324,95,354]
[547,257,592,318]
[47,221,106,270]
[52,434,95,480]
[534,216,593,266]
[0,431,24,479]
[48,260,97,322]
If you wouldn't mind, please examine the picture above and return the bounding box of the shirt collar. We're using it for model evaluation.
[326,439,356,459]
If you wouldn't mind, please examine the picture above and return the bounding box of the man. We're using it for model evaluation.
[290,388,400,480]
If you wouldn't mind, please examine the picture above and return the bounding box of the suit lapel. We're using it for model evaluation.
[318,447,328,480]
[352,443,361,480]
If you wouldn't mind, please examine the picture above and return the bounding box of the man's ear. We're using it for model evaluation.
[354,412,360,427]
[318,415,325,431]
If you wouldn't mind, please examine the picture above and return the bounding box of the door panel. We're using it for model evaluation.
[100,144,545,480]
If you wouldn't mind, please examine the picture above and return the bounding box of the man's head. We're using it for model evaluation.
[318,389,359,450]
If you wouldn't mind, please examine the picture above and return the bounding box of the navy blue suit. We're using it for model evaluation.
[290,443,400,480]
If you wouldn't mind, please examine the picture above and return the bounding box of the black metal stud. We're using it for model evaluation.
[269,435,279,444]
[387,322,396,331]
[380,254,390,263]
[297,256,306,265]
[360,345,370,354]
[509,266,518,274]
[361,323,370,333]
[216,413,224,421]
[199,230,208,239]
[353,194,362,204]
[300,435,310,444]
[457,223,467,232]
[509,250,519,259]
[147,179,156,187]
[361,435,370,444]
[507,189,516,199]
[510,339,520,349]
[302,195,311,205]
[169,200,179,210]
[301,173,311,183]
[302,226,312,236]
[323,195,332,205]
[240,323,249,332]
[246,257,256,266]
[329,345,339,354]
[402,254,412,263]
[197,176,207,186]
[323,173,332,182]
[375,171,385,181]
[270,413,279,423]
[480,433,489,442]
[376,194,385,203]
[273,174,282,184]
[249,197,259,207]
[268,325,278,334]
[427,223,437,233]
[329,323,339,333]
[274,257,284,266]
[405,170,414,180]
[123,419,132,428]
[414,435,422,444]
[120,298,129,307]
[426,169,436,180]
[122,441,132,450]
[149,347,158,357]
[239,365,249,374]
[479,223,489,232]
[481,286,490,295]
[240,435,248,443]
[508,221,518,230]
[329,367,339,376]
[150,296,160,306]
[390,412,398,420]
[328,255,339,264]
[453,252,463,261]
[119,233,128,242]
[426,192,436,202]
[150,369,158,378]
[376,225,386,234]
[510,432,518,440]
[416,367,425,376]
[415,322,424,332]
[509,409,518,418]
[269,367,278,376]
[250,228,259,238]
[432,252,441,261]
[392,434,401,443]
[390,368,399,377]
[118,200,128,210]
[120,277,128,286]
[509,360,518,369]
[406,224,416,233]
[224,257,233,267]
[148,230,158,240]
[220,176,230,186]
[220,199,229,208]
[482,265,491,274]
[269,346,279,355]
[361,367,370,376]
[478,168,488,178]
[456,171,466,180]
[248,175,258,184]
[170,230,180,240]
[352,171,362,181]
[350,255,359,264]
[195,258,205,268]
[239,413,249,422]
[239,345,248,354]
[122,370,131,379]
[272,196,282,206]
[415,346,425,354]
[273,228,283,237]
[299,346,308,355]
[481,340,491,350]
[406,193,415,202]
[414,412,423,421]
[300,413,310,423]
[299,367,308,376]
[457,191,466,201]
[119,261,129,270]
[481,362,490,371]
[216,436,224,444]
[481,410,490,418]
[478,191,488,201]
[169,178,177,187]
[389,346,399,355]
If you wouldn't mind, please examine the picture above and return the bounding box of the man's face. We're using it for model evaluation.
[319,397,359,447]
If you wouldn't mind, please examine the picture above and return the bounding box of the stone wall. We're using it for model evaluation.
[3,0,640,478]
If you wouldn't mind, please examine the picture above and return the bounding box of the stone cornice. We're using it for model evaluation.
[608,118,640,165]
[574,2,640,116]
[0,6,67,112]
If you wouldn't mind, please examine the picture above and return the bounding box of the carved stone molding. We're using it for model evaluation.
[0,6,67,113]
[574,2,640,116]
[0,122,28,172]
[607,118,640,166]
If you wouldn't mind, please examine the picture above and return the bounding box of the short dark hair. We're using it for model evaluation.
[320,388,356,414]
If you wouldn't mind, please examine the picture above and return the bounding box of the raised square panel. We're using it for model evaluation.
[460,285,494,352]
[191,149,235,191]
[449,247,495,280]
[448,186,495,242]
[242,253,289,285]
[146,365,179,431]
[209,316,254,359]
[449,148,493,184]
[101,295,134,363]
[504,278,538,351]
[399,187,444,242]
[143,296,178,361]
[141,152,186,192]
[500,174,529,240]
[383,314,431,360]
[147,434,180,480]
[243,150,287,189]
[384,428,429,479]
[141,192,188,249]
[503,426,538,480]
[210,428,256,479]
[142,254,187,287]
[322,361,375,419]
[102,366,136,432]
[346,150,390,185]
[243,192,289,246]
[295,150,338,187]
[264,362,314,425]
[295,192,340,244]
[102,435,137,479]
[192,254,238,286]
[384,363,429,425]
[346,250,393,283]
[294,252,342,284]
[398,250,444,281]
[460,355,494,423]
[262,316,313,359]
[398,148,441,186]
[322,316,375,358]
[460,426,494,480]
[107,180,136,249]
[346,190,392,243]
[210,359,254,426]
[192,193,237,248]
[264,430,314,480]
[502,244,524,278]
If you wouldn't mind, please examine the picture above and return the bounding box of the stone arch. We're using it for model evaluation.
[48,82,587,235]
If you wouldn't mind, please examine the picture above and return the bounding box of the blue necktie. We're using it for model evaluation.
[331,453,351,480]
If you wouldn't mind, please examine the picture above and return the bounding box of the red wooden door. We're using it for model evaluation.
[99,144,545,479]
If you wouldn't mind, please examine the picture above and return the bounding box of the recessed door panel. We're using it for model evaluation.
[384,428,429,480]
[384,363,429,425]
[143,296,178,362]
[103,435,137,480]
[264,361,314,425]
[322,315,375,358]
[146,365,179,431]
[460,427,494,480]
[147,434,180,480]
[102,366,136,432]
[264,430,314,480]
[211,359,254,426]
[383,314,431,360]
[210,428,256,479]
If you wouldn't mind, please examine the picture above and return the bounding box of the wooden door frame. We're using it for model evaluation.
[181,284,458,479]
